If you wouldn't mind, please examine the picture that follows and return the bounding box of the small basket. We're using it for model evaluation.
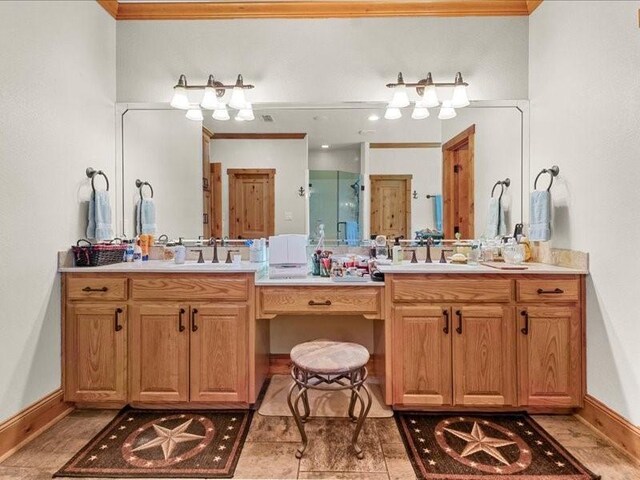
[72,239,126,267]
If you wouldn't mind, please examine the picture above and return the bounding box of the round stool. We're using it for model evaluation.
[287,340,372,459]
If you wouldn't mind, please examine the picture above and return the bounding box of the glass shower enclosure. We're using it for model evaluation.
[309,170,361,244]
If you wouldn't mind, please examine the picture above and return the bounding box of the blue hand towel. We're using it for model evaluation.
[434,195,443,233]
[345,220,359,246]
[86,190,113,241]
[136,198,157,235]
[529,190,551,241]
[486,197,506,238]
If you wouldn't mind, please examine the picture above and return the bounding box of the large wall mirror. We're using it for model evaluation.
[117,102,527,241]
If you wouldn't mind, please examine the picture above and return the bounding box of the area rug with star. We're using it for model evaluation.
[54,408,253,478]
[395,412,600,480]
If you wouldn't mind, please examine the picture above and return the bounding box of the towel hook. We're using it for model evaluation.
[534,165,560,192]
[491,178,511,200]
[135,179,154,200]
[86,167,109,193]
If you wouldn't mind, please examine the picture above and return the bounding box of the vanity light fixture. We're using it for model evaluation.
[385,71,469,120]
[170,73,255,121]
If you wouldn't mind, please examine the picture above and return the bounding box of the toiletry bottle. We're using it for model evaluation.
[174,241,186,265]
[392,237,403,265]
[126,240,134,262]
[133,239,142,263]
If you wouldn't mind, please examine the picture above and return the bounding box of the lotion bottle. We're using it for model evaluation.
[392,237,403,265]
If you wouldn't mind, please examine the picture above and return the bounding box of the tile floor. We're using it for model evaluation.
[1,409,639,479]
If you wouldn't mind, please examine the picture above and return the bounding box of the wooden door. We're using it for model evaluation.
[393,306,452,406]
[210,162,223,238]
[452,305,516,406]
[518,306,582,407]
[190,304,248,402]
[130,304,190,403]
[228,169,275,239]
[369,175,412,239]
[65,304,127,402]
[442,125,475,239]
[203,130,212,237]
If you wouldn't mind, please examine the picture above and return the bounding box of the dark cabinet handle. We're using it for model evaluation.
[537,288,564,295]
[178,308,186,332]
[442,309,449,334]
[114,308,123,332]
[455,310,463,334]
[83,286,108,292]
[191,308,199,332]
[520,310,529,335]
[308,300,331,306]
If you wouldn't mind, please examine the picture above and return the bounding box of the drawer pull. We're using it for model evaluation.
[455,310,463,334]
[442,309,449,334]
[191,308,199,332]
[114,308,123,332]
[178,308,186,332]
[82,286,108,292]
[308,300,332,306]
[520,310,529,335]
[537,288,564,295]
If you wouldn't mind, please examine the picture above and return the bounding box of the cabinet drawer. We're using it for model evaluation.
[258,287,382,317]
[67,277,128,301]
[516,278,580,303]
[131,276,249,301]
[391,276,512,303]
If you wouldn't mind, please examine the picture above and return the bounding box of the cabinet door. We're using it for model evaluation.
[130,304,189,403]
[393,306,452,406]
[518,306,582,407]
[65,303,127,402]
[452,306,516,406]
[190,304,248,402]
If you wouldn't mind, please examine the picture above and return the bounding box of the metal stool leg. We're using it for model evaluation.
[350,373,372,459]
[287,381,309,459]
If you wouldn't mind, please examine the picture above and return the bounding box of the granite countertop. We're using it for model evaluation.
[377,261,588,275]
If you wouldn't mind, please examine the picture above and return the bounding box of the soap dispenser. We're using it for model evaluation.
[392,236,403,265]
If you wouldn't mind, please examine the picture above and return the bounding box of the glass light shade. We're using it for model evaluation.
[229,87,247,110]
[185,108,204,121]
[451,84,470,108]
[438,100,457,120]
[200,86,219,110]
[212,105,230,121]
[237,103,255,121]
[422,84,440,108]
[384,107,402,120]
[170,86,190,110]
[388,85,410,108]
[411,106,430,120]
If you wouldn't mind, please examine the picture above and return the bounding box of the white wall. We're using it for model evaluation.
[369,148,443,233]
[0,1,115,422]
[530,0,640,425]
[122,109,202,239]
[442,107,523,237]
[116,17,528,103]
[309,147,361,173]
[210,139,308,236]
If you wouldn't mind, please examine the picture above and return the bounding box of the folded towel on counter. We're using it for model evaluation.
[529,190,551,241]
[86,190,113,241]
[136,198,157,235]
[485,197,506,238]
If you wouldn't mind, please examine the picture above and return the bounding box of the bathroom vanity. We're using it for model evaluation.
[60,261,586,414]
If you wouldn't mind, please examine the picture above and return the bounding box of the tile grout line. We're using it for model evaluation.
[373,419,394,480]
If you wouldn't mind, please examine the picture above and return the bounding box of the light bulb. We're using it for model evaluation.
[384,107,402,120]
[411,106,430,120]
[451,85,470,108]
[212,105,230,121]
[388,85,410,108]
[229,87,247,110]
[185,108,203,121]
[368,114,380,121]
[422,84,439,108]
[237,103,255,121]
[170,86,190,110]
[200,86,219,110]
[438,100,456,120]
[234,114,245,122]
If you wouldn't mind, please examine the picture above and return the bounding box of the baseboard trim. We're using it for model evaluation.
[575,394,640,461]
[0,389,74,462]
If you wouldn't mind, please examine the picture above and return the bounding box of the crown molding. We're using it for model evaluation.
[98,1,541,20]
[212,133,307,140]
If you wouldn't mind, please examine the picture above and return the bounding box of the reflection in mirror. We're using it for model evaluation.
[120,104,524,241]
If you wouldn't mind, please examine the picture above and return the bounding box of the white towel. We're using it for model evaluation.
[485,197,506,238]
[529,190,551,241]
[136,198,157,235]
[86,190,113,241]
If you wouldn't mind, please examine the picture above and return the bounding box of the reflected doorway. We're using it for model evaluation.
[442,125,475,239]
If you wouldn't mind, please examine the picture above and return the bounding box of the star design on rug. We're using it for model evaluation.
[444,422,516,466]
[132,419,205,460]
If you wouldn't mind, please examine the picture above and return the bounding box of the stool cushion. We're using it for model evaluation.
[290,340,370,374]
